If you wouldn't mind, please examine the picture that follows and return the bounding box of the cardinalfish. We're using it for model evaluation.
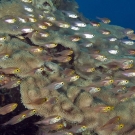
[121,70,135,77]
[81,85,101,94]
[74,21,86,27]
[99,29,111,35]
[123,28,134,35]
[64,75,79,82]
[42,43,57,48]
[101,116,121,129]
[114,79,129,86]
[38,24,47,29]
[21,27,34,33]
[35,115,62,125]
[55,50,73,56]
[79,42,94,47]
[62,10,78,18]
[26,67,45,76]
[2,109,36,126]
[0,103,18,115]
[0,79,21,89]
[40,122,66,132]
[54,21,70,28]
[82,32,95,38]
[70,35,81,42]
[110,86,126,94]
[0,53,9,60]
[120,39,134,45]
[90,54,107,62]
[78,65,95,73]
[43,21,52,27]
[99,79,114,86]
[0,36,7,42]
[53,56,72,63]
[21,0,32,3]
[45,81,64,90]
[89,20,100,27]
[0,67,20,75]
[96,17,111,23]
[69,125,87,133]
[27,97,48,105]
[2,113,26,126]
[5,18,16,23]
[100,116,124,132]
[25,46,43,53]
[61,68,75,77]
[128,33,135,40]
[20,109,37,118]
[93,105,114,113]
[71,25,80,31]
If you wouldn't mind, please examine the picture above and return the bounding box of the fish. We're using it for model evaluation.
[114,79,129,86]
[62,11,78,18]
[127,33,135,40]
[81,85,101,94]
[93,105,114,113]
[99,29,111,35]
[20,109,37,118]
[53,56,72,63]
[123,28,134,35]
[35,115,62,125]
[70,35,81,42]
[108,49,119,55]
[55,50,73,56]
[25,46,43,53]
[2,113,26,126]
[0,53,9,60]
[64,75,79,82]
[78,65,95,72]
[26,67,45,75]
[100,123,124,131]
[120,39,134,45]
[102,116,121,128]
[2,109,36,126]
[0,36,7,42]
[69,125,87,133]
[0,67,20,74]
[21,0,32,3]
[0,79,21,89]
[27,97,48,105]
[96,17,111,23]
[82,32,95,38]
[5,18,16,23]
[45,81,64,90]
[23,5,33,12]
[71,26,80,30]
[74,21,86,27]
[0,103,18,115]
[90,54,107,62]
[42,43,57,48]
[121,70,135,77]
[54,21,70,28]
[21,27,34,33]
[89,20,100,27]
[61,68,75,77]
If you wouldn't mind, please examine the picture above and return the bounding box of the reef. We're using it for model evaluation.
[0,0,135,135]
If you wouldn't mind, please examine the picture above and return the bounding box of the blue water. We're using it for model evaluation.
[76,0,135,31]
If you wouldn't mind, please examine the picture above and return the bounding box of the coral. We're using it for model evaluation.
[0,0,135,135]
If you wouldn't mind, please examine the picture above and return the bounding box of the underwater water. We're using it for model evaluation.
[76,0,135,31]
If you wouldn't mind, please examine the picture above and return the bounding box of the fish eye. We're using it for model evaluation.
[3,37,6,39]
[5,54,9,58]
[0,75,4,78]
[15,68,20,73]
[82,126,86,129]
[76,75,79,78]
[32,109,36,113]
[56,116,61,119]
[97,88,100,91]
[17,80,21,84]
[58,124,63,128]
[61,82,64,85]
[44,97,48,101]
[22,114,26,118]
[40,68,43,71]
[110,80,114,83]
[125,80,129,83]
